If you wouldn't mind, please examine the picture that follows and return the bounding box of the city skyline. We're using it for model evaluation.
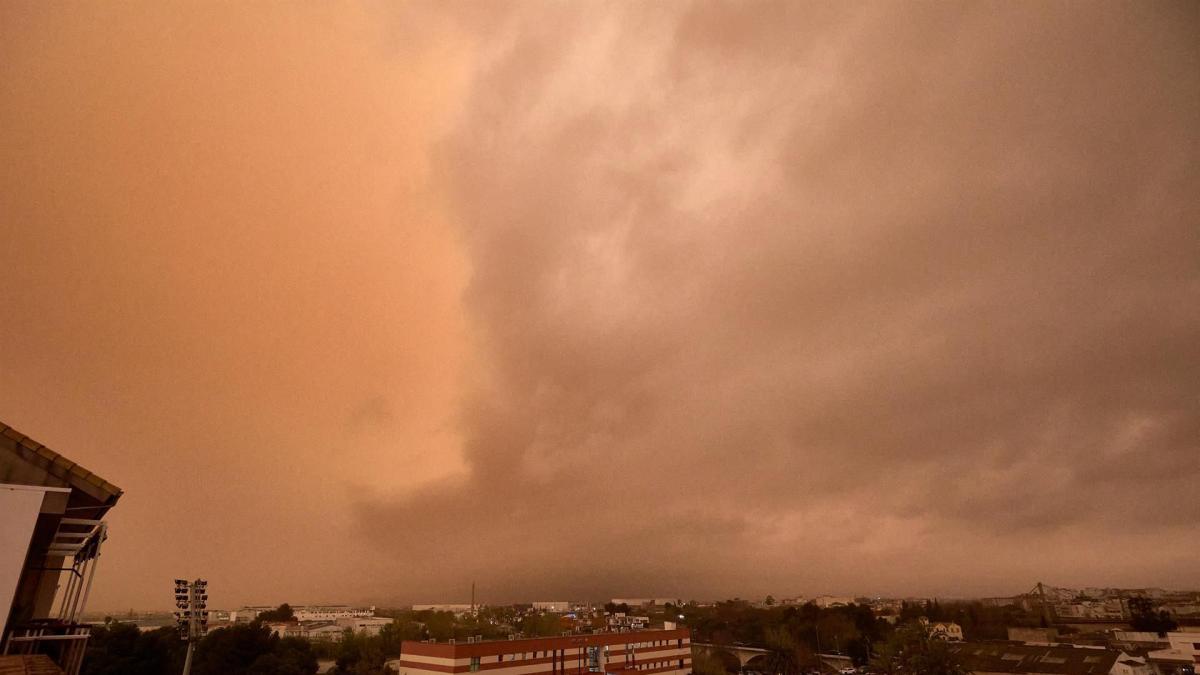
[1,1,1197,613]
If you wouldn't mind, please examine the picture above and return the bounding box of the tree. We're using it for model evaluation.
[83,623,185,675]
[84,621,321,675]
[870,622,965,675]
[1128,597,1177,634]
[258,604,297,623]
[692,651,732,675]
[331,630,395,675]
[761,627,814,675]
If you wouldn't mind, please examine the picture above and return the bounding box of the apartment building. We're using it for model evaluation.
[397,628,691,675]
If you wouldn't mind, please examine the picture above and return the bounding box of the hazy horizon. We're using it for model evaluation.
[86,583,1200,615]
[2,1,1197,612]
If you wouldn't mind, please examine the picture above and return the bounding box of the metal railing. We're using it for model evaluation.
[2,621,91,675]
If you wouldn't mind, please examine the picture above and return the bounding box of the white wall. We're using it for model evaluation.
[0,485,55,641]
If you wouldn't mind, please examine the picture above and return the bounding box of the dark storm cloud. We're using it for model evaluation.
[354,1,1199,599]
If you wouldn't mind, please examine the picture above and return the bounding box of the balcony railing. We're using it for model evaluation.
[2,621,91,675]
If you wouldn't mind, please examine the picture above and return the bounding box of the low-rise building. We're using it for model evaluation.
[1146,631,1200,675]
[608,614,651,631]
[336,616,394,636]
[926,620,964,642]
[813,596,854,609]
[950,643,1119,675]
[397,628,691,675]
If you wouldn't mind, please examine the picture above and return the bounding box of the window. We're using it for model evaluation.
[470,657,481,673]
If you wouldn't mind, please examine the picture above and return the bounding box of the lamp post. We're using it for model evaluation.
[174,579,208,675]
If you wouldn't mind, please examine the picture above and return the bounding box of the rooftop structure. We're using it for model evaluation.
[0,421,123,675]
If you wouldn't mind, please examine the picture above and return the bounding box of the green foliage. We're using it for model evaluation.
[1129,597,1178,634]
[693,650,734,675]
[258,604,297,623]
[519,612,566,637]
[761,626,815,675]
[83,623,185,675]
[84,622,317,675]
[329,629,396,675]
[870,622,965,675]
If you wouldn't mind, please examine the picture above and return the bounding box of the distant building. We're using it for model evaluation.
[610,599,682,608]
[233,605,374,624]
[295,606,375,622]
[535,602,572,613]
[1054,600,1128,622]
[266,618,391,643]
[412,604,476,615]
[0,421,123,675]
[950,643,1119,675]
[336,616,393,636]
[231,606,275,623]
[608,614,651,631]
[813,596,854,608]
[306,623,348,642]
[920,618,963,641]
[398,628,691,675]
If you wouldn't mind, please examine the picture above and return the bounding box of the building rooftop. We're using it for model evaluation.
[950,643,1119,675]
[402,627,689,658]
[0,421,123,508]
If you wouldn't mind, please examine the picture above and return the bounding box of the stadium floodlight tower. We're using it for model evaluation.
[173,578,209,675]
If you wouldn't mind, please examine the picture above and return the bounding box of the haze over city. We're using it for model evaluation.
[1,0,1197,616]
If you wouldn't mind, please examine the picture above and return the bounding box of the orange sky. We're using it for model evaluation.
[1,1,1197,611]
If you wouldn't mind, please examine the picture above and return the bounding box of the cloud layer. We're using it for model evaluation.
[354,1,1199,600]
[1,1,1196,609]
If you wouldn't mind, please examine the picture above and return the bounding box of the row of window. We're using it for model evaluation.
[630,660,688,671]
[466,640,685,674]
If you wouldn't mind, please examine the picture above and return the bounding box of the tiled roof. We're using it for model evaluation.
[951,643,1119,675]
[0,420,123,505]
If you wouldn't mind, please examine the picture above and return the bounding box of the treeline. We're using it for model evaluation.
[682,600,888,666]
[82,611,409,675]
[376,607,578,641]
[680,598,1046,666]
